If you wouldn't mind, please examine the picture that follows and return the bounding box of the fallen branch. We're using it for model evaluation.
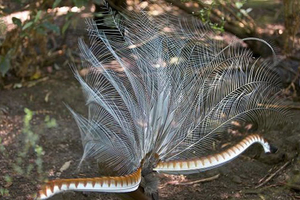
[255,161,291,188]
[169,174,220,186]
[284,66,300,96]
[165,0,256,38]
[285,183,300,191]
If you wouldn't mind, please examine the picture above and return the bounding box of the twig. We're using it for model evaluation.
[258,167,276,184]
[285,183,300,191]
[255,161,291,188]
[258,194,266,200]
[26,77,49,88]
[284,66,300,94]
[169,174,220,186]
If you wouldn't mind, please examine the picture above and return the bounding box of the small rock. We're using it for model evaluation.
[232,175,242,184]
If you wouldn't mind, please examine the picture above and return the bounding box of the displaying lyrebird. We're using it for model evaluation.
[37,3,286,200]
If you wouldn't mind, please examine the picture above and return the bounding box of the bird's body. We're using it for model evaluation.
[37,2,286,199]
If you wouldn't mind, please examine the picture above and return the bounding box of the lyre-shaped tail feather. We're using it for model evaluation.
[76,5,287,169]
[36,0,289,199]
[37,168,141,199]
[154,134,275,174]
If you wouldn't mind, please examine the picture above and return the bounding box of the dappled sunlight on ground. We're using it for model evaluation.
[0,114,22,146]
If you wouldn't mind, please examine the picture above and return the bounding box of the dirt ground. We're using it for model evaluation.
[1,1,300,200]
[1,60,300,200]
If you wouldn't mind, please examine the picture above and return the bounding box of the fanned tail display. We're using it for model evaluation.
[36,1,287,199]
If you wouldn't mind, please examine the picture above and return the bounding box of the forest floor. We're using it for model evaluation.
[0,65,300,200]
[1,1,300,200]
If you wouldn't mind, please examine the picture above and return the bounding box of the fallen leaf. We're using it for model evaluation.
[59,160,72,172]
[45,91,52,103]
[4,182,12,188]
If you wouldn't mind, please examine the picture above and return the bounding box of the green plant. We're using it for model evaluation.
[197,1,225,32]
[0,107,59,198]
[44,115,57,128]
[9,108,56,183]
[178,0,256,36]
[0,0,91,80]
[0,187,10,197]
[0,2,59,78]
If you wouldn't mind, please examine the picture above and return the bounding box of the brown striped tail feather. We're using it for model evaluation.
[154,134,273,174]
[36,168,142,199]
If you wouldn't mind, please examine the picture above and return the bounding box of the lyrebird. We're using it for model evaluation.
[37,2,286,200]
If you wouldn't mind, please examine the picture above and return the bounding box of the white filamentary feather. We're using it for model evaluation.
[36,2,288,199]
[69,3,285,177]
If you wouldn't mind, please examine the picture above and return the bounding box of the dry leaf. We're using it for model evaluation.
[59,160,72,172]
